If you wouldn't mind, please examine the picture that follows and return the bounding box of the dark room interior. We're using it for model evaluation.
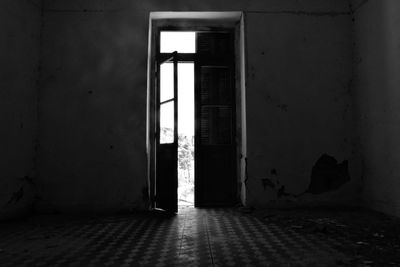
[1,0,400,265]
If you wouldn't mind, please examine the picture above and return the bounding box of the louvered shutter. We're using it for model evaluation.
[195,32,237,206]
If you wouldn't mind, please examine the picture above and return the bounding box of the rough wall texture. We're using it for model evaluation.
[354,0,400,217]
[245,9,361,207]
[0,0,41,219]
[38,0,361,212]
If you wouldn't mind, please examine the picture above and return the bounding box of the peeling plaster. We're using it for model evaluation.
[276,104,288,112]
[7,187,24,204]
[0,176,36,221]
[260,169,296,199]
[304,154,351,195]
[255,154,352,204]
[261,178,276,190]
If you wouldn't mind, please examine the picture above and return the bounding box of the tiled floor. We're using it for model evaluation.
[0,207,388,266]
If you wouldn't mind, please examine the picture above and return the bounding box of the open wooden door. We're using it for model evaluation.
[156,52,178,213]
[195,32,237,206]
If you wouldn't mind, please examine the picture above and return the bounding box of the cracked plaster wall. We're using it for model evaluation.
[245,6,361,207]
[0,0,42,219]
[36,0,361,212]
[353,0,400,217]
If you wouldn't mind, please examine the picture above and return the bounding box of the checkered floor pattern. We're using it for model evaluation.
[0,207,351,266]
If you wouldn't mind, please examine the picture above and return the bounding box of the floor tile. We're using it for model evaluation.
[1,207,399,266]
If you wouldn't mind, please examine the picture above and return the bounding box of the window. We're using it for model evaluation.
[160,32,196,53]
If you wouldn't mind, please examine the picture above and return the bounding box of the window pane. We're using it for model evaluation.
[160,31,196,53]
[160,63,174,102]
[160,101,174,144]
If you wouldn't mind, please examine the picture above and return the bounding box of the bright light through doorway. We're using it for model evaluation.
[159,31,195,206]
[177,63,194,206]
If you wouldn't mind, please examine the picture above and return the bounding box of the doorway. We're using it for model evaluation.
[177,62,195,207]
[147,12,247,213]
[158,38,195,206]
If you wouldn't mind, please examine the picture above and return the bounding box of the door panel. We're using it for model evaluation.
[195,32,237,207]
[156,143,177,212]
[156,53,178,213]
[196,145,236,205]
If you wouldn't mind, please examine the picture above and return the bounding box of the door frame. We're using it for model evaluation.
[146,12,247,209]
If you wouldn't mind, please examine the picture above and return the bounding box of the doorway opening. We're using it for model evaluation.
[159,62,195,207]
[177,62,195,207]
[147,12,247,213]
[158,31,196,209]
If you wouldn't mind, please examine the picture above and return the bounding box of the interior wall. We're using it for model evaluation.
[353,0,400,217]
[0,0,42,219]
[39,0,360,212]
[245,10,360,207]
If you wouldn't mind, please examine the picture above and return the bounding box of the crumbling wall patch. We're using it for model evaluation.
[304,154,350,195]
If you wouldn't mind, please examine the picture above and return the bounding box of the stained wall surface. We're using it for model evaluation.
[245,11,360,206]
[354,0,400,217]
[0,0,41,218]
[38,0,361,212]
